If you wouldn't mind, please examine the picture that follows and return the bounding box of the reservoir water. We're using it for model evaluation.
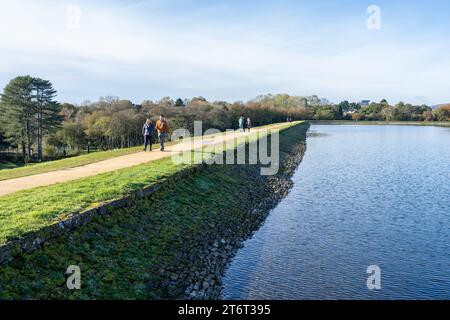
[221,124,450,299]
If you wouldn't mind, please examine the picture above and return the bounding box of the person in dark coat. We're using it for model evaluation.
[142,119,155,151]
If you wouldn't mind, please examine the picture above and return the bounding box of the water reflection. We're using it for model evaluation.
[221,125,450,300]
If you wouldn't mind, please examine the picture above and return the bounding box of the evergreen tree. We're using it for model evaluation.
[0,131,11,150]
[0,76,35,162]
[336,104,343,119]
[32,78,63,161]
[175,98,185,107]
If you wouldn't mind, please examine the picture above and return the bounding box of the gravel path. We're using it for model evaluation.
[0,124,285,196]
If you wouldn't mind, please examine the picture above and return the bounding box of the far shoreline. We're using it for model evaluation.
[309,120,450,127]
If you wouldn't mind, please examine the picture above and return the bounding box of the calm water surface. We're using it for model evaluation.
[221,125,450,299]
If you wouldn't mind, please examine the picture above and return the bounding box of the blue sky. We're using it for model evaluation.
[0,0,449,105]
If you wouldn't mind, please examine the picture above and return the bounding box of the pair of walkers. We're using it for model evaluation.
[142,115,169,151]
[238,116,252,132]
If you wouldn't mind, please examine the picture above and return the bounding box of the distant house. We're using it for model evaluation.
[360,100,371,106]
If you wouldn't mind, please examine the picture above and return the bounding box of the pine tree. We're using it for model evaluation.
[0,76,35,162]
[32,78,63,161]
[175,98,185,107]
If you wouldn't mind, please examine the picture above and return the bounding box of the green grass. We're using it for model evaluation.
[0,156,191,244]
[0,122,300,245]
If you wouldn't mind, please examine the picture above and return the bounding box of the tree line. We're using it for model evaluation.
[1,76,449,163]
[339,99,450,122]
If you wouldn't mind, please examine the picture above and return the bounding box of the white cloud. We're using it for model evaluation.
[0,0,449,105]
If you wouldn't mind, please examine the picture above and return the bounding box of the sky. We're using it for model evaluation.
[0,0,449,105]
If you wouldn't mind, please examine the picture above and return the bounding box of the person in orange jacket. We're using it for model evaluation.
[156,114,169,151]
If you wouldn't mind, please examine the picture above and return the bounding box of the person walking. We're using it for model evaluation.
[246,117,252,132]
[238,116,245,132]
[156,115,169,151]
[142,119,155,151]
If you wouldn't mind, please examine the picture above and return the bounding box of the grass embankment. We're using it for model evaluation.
[0,121,309,299]
[0,122,299,245]
[0,157,190,244]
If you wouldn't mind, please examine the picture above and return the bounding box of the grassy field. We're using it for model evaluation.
[0,122,299,245]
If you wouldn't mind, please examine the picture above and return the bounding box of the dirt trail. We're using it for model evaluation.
[0,124,286,196]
